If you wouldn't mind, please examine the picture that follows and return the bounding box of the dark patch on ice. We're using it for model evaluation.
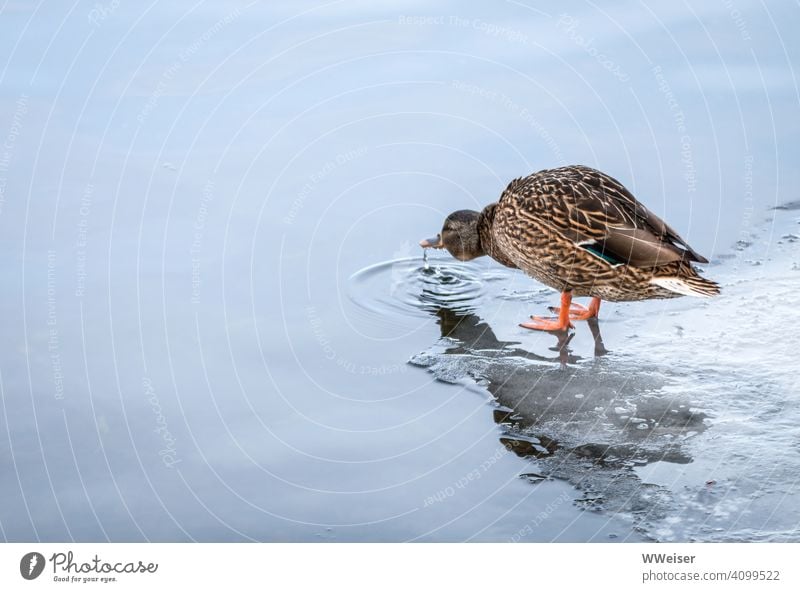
[410,306,706,533]
[772,200,800,210]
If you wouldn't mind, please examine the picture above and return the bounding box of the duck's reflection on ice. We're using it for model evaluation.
[436,305,608,366]
[411,306,708,520]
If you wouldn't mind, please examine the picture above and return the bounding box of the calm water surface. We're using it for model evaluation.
[0,0,798,541]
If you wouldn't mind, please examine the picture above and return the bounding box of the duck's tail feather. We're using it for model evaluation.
[650,275,720,298]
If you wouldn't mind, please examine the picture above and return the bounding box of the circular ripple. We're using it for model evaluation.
[348,254,488,323]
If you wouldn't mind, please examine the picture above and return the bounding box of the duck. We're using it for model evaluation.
[419,165,719,332]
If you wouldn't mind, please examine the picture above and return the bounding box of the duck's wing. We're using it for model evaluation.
[502,166,708,267]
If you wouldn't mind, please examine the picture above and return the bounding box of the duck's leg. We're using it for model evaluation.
[587,317,608,357]
[520,291,575,332]
[548,296,601,321]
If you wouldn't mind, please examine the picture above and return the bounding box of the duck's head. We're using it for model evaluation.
[419,210,485,261]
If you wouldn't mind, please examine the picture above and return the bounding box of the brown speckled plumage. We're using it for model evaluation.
[423,165,719,309]
[488,165,719,301]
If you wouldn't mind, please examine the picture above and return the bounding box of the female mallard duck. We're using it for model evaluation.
[420,165,719,332]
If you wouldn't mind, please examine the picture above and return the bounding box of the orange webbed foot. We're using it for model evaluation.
[520,316,574,332]
[547,297,601,322]
[520,291,579,333]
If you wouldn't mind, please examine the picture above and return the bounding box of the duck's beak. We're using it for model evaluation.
[419,234,444,249]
